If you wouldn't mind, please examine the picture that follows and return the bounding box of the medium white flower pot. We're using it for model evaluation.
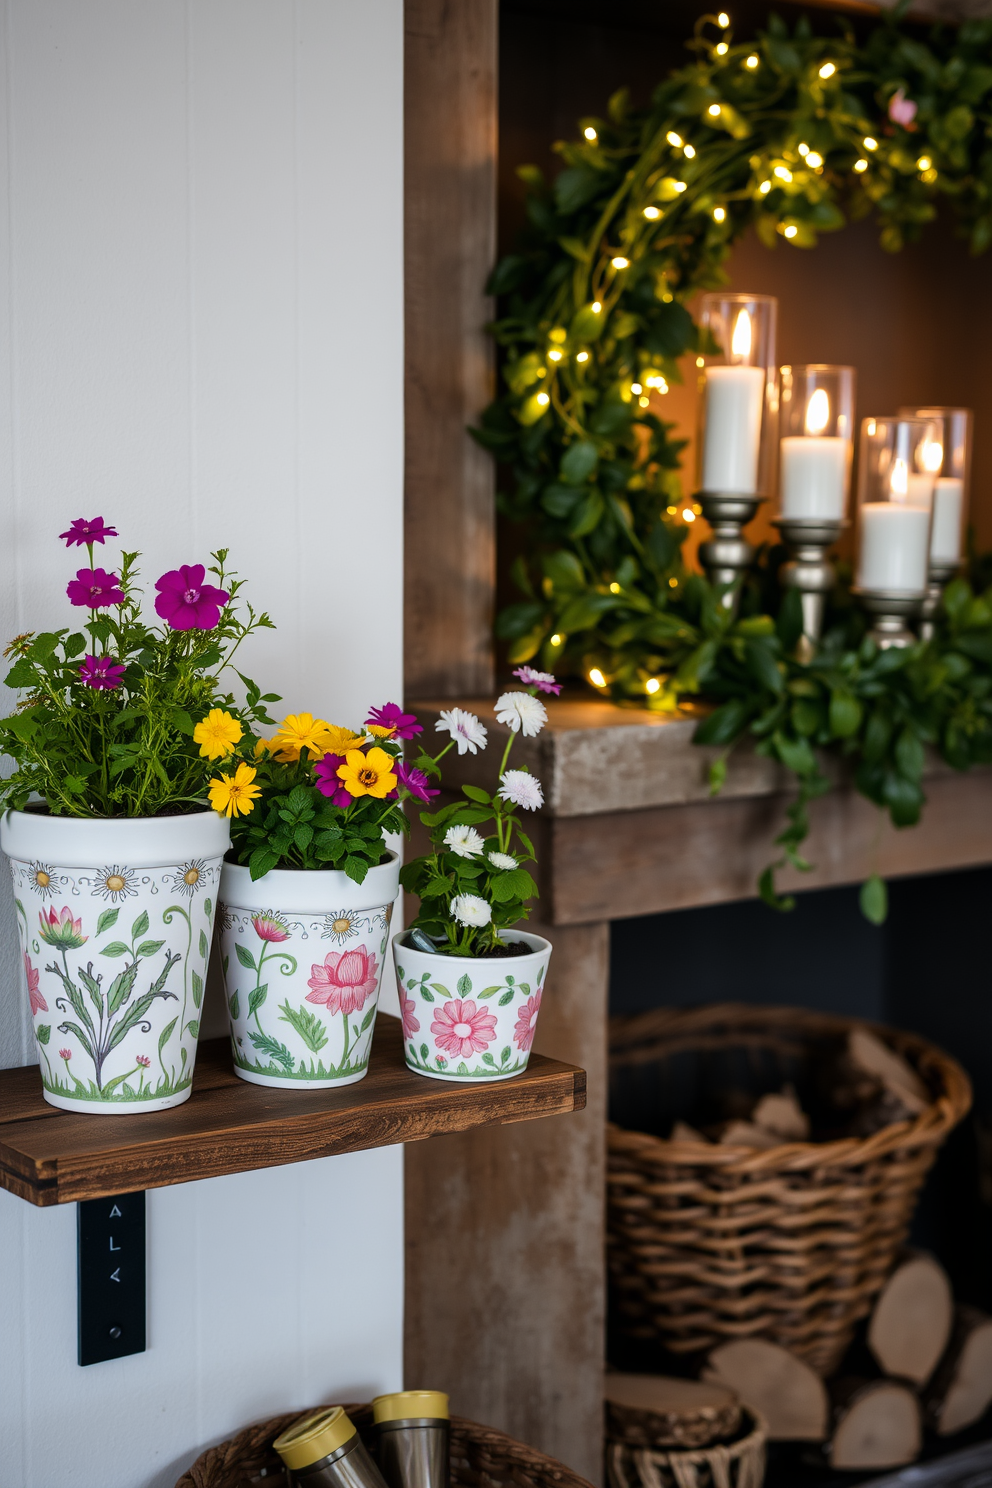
[218,854,400,1089]
[0,808,230,1114]
[392,929,552,1082]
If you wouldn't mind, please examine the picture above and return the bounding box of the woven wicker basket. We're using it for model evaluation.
[175,1404,595,1488]
[605,1409,766,1488]
[607,1004,972,1377]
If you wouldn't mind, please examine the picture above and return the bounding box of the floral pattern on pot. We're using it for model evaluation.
[219,903,393,1088]
[8,855,222,1112]
[392,929,551,1082]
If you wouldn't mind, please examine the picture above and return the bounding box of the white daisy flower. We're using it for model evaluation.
[494,690,547,737]
[444,824,486,858]
[488,851,518,870]
[450,893,493,927]
[436,707,488,755]
[498,769,544,812]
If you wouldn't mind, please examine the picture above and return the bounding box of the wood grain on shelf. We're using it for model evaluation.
[0,1015,585,1208]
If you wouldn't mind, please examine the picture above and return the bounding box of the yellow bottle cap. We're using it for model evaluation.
[372,1391,450,1424]
[273,1406,357,1471]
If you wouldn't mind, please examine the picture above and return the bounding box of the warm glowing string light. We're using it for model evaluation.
[683,144,696,158]
[611,256,629,269]
[854,158,868,172]
[715,42,728,55]
[666,131,683,148]
[584,126,597,141]
[643,205,661,219]
[708,104,722,117]
[819,61,836,78]
[798,143,809,156]
[745,54,759,68]
[717,11,730,25]
[536,392,550,406]
[863,136,878,150]
[576,351,589,363]
[548,349,562,361]
[758,180,771,194]
[682,508,696,523]
[774,165,792,181]
[713,206,726,222]
[550,633,562,646]
[645,678,661,694]
[783,224,798,238]
[589,668,607,687]
[918,156,932,171]
[806,151,823,169]
[609,582,621,593]
[591,301,602,313]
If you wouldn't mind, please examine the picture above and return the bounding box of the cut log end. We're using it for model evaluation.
[605,1374,742,1448]
[926,1306,992,1436]
[829,1380,922,1471]
[703,1337,829,1441]
[868,1252,954,1385]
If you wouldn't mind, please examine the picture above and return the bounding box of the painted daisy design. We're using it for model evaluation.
[322,910,363,944]
[166,859,208,898]
[27,862,60,899]
[91,865,139,902]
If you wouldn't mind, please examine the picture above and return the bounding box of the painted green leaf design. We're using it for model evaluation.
[519,983,530,996]
[191,970,203,1008]
[456,973,472,995]
[131,910,150,940]
[230,992,240,1020]
[248,1029,294,1070]
[456,1062,469,1075]
[360,1005,376,1034]
[100,941,131,958]
[204,898,212,917]
[198,929,208,960]
[136,939,165,959]
[158,1016,178,1056]
[479,985,501,1000]
[421,987,434,1002]
[420,1043,429,1061]
[537,963,546,986]
[97,907,120,935]
[36,1023,51,1044]
[500,1046,511,1063]
[482,1053,496,1066]
[505,975,515,986]
[278,999,329,1054]
[235,943,256,971]
[498,989,515,1006]
[396,964,405,980]
[430,982,452,999]
[248,984,267,1016]
[184,1019,200,1039]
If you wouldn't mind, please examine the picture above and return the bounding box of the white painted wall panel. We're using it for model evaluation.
[0,2,405,1482]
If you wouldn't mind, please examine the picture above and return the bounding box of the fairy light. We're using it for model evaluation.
[666,505,678,515]
[584,126,597,141]
[576,351,590,363]
[819,61,836,79]
[918,155,932,171]
[609,582,621,593]
[783,224,798,238]
[682,508,696,523]
[673,181,687,193]
[717,11,730,25]
[684,144,696,160]
[589,668,607,688]
[864,136,878,151]
[645,677,661,694]
[806,151,823,169]
[669,576,679,588]
[708,104,722,117]
[798,143,809,156]
[549,327,567,342]
[631,383,643,394]
[774,165,792,181]
[666,131,683,148]
[695,356,705,368]
[638,395,650,407]
[548,348,562,361]
[713,206,726,222]
[758,180,771,194]
[715,42,728,55]
[536,391,550,405]
[745,54,759,68]
[854,158,868,172]
[591,301,602,313]
[644,205,661,220]
[536,367,546,377]
[611,256,630,269]
[550,633,563,646]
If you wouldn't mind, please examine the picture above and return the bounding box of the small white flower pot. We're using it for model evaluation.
[218,854,400,1089]
[392,929,552,1081]
[0,808,230,1114]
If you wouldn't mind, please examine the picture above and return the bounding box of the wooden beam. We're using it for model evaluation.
[404,0,497,698]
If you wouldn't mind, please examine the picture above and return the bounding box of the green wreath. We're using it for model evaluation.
[474,7,992,919]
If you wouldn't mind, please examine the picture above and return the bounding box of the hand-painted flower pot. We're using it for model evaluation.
[392,930,551,1082]
[0,808,229,1114]
[218,854,400,1089]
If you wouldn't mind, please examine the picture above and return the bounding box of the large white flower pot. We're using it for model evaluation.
[218,854,400,1089]
[1,808,230,1114]
[392,929,552,1082]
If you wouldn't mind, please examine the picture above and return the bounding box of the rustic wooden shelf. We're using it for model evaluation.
[0,1014,585,1207]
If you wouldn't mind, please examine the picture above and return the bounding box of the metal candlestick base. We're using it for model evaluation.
[919,559,960,641]
[853,588,921,649]
[773,516,845,662]
[697,491,766,611]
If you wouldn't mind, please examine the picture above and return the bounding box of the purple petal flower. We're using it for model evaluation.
[79,654,126,691]
[154,564,230,631]
[396,760,440,804]
[512,665,562,696]
[314,753,353,807]
[888,88,918,127]
[365,702,423,739]
[59,516,119,548]
[66,568,125,608]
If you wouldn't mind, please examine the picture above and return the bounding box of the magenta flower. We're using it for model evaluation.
[154,564,230,631]
[513,666,561,696]
[365,702,423,739]
[66,568,125,608]
[79,654,126,691]
[401,992,420,1042]
[513,990,543,1053]
[59,1048,72,1060]
[889,88,918,127]
[395,761,440,804]
[24,953,47,1016]
[306,946,380,1016]
[431,999,497,1059]
[136,1054,151,1067]
[59,516,118,548]
[314,753,352,807]
[252,913,291,942]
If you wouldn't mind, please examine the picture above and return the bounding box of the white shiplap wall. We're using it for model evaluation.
[0,3,406,1483]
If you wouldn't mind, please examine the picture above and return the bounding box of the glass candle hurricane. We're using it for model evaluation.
[855,415,941,646]
[779,365,855,520]
[897,405,972,570]
[696,293,778,606]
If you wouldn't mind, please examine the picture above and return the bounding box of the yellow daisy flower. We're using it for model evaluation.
[337,746,398,799]
[270,712,335,761]
[366,724,396,739]
[208,762,261,818]
[193,709,243,761]
[323,723,365,754]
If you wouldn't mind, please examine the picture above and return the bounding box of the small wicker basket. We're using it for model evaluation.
[607,1005,972,1376]
[605,1409,766,1488]
[175,1404,595,1488]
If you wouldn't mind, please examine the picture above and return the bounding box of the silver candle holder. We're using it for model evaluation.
[853,589,920,649]
[919,559,960,642]
[773,516,845,661]
[697,491,765,610]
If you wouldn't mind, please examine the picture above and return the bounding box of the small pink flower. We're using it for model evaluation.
[66,567,125,608]
[435,1054,448,1068]
[401,993,420,1041]
[306,945,380,1016]
[154,563,229,631]
[24,953,47,1016]
[252,913,291,942]
[38,905,88,948]
[59,516,119,548]
[888,88,918,127]
[314,753,352,806]
[59,1048,72,1060]
[513,666,561,695]
[136,1054,151,1067]
[513,990,542,1052]
[79,654,126,690]
[431,999,497,1059]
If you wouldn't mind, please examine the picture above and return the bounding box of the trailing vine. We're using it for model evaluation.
[474,6,992,915]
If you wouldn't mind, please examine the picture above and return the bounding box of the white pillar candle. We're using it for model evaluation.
[858,503,931,593]
[930,476,964,564]
[701,365,765,493]
[779,436,848,519]
[905,472,936,508]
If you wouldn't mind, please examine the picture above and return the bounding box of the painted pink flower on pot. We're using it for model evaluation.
[24,953,47,1016]
[512,990,542,1052]
[400,993,420,1042]
[252,913,291,942]
[306,945,380,1016]
[431,999,497,1059]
